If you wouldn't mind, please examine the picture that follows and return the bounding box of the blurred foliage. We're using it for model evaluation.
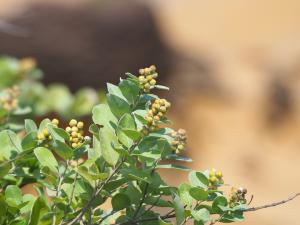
[0,56,100,121]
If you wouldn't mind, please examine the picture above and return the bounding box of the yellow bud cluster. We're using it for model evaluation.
[37,119,59,141]
[229,187,247,207]
[138,65,158,92]
[0,86,19,112]
[171,129,187,153]
[19,58,36,73]
[66,119,84,148]
[208,168,224,189]
[144,98,171,132]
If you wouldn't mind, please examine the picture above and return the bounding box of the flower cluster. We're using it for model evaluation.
[208,168,224,189]
[138,65,158,92]
[37,119,59,141]
[171,129,187,153]
[66,119,85,148]
[145,98,171,131]
[229,187,248,207]
[0,86,20,112]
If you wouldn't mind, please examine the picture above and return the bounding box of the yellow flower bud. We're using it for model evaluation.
[138,76,145,82]
[43,129,49,136]
[154,116,160,121]
[177,144,184,151]
[71,132,78,138]
[52,118,59,126]
[66,127,72,133]
[149,79,156,86]
[160,106,167,113]
[165,101,171,108]
[144,68,151,74]
[72,143,78,148]
[146,116,153,123]
[216,171,223,178]
[144,83,150,89]
[72,126,79,132]
[209,176,217,183]
[38,133,45,140]
[139,69,145,75]
[69,119,77,127]
[77,121,84,129]
[150,65,156,71]
[146,75,153,81]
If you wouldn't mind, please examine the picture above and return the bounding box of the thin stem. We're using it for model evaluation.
[243,192,300,212]
[87,209,92,225]
[137,194,162,219]
[132,160,159,219]
[59,171,79,225]
[95,210,117,225]
[114,214,176,225]
[66,142,140,225]
[52,162,69,225]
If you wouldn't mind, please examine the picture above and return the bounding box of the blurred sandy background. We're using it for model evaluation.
[1,0,300,224]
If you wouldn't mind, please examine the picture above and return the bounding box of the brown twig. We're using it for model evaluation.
[243,192,300,212]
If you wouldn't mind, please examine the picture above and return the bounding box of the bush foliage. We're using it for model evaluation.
[0,64,258,225]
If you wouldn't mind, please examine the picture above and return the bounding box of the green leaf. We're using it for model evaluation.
[20,194,36,214]
[0,195,7,222]
[144,196,172,207]
[117,113,136,147]
[0,130,21,161]
[34,147,58,174]
[47,124,65,142]
[38,119,51,134]
[107,94,131,118]
[165,154,193,162]
[89,124,100,138]
[107,83,127,101]
[112,193,131,211]
[189,171,209,189]
[21,132,38,151]
[25,119,38,133]
[0,162,10,178]
[120,167,151,183]
[178,183,193,206]
[5,185,23,207]
[125,72,138,80]
[119,79,139,104]
[189,187,208,201]
[159,217,172,225]
[219,211,244,223]
[157,164,190,171]
[123,129,141,141]
[173,194,185,225]
[212,196,228,214]
[92,104,119,165]
[28,197,47,225]
[191,208,210,223]
[51,127,70,141]
[52,140,73,160]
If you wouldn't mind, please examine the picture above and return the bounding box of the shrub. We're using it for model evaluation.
[0,65,298,225]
